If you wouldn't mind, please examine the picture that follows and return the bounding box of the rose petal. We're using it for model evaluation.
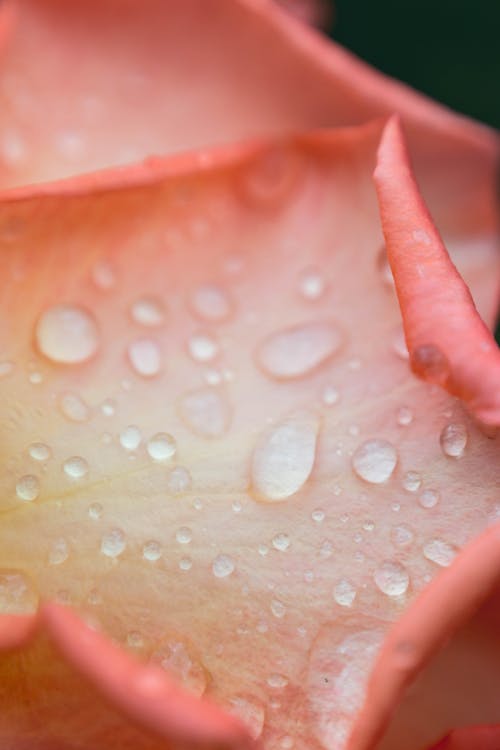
[427,726,500,750]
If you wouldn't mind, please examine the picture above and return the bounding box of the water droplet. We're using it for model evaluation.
[0,361,14,377]
[151,640,207,696]
[272,533,290,552]
[168,466,192,494]
[252,411,320,502]
[142,540,162,561]
[28,371,43,385]
[179,557,192,571]
[101,528,126,557]
[190,284,232,322]
[391,327,409,360]
[130,296,165,327]
[241,146,298,206]
[28,442,52,461]
[147,433,176,461]
[423,538,457,567]
[391,524,415,547]
[212,554,235,578]
[88,502,103,520]
[271,599,286,618]
[298,267,325,301]
[232,500,242,513]
[311,509,325,523]
[267,673,289,689]
[411,344,450,385]
[321,385,339,406]
[16,474,40,502]
[127,631,145,649]
[119,425,142,452]
[63,456,89,480]
[319,540,333,558]
[363,520,375,532]
[402,471,421,492]
[440,422,468,458]
[187,333,219,362]
[48,538,69,565]
[396,407,413,426]
[59,391,90,422]
[127,338,161,377]
[175,527,192,544]
[179,387,231,438]
[333,579,357,607]
[101,398,116,417]
[352,439,398,484]
[374,561,409,597]
[91,261,116,290]
[257,321,342,379]
[225,694,265,740]
[418,488,440,509]
[280,736,294,749]
[35,304,99,364]
[0,570,38,614]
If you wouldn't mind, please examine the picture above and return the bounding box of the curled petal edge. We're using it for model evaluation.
[373,116,500,426]
[427,725,500,750]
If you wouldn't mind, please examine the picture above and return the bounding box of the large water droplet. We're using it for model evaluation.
[119,425,142,452]
[59,391,90,422]
[130,296,165,327]
[28,442,52,461]
[35,304,99,364]
[63,456,89,480]
[212,554,235,578]
[423,538,457,567]
[151,639,207,696]
[256,322,342,379]
[147,433,176,461]
[333,579,357,607]
[440,422,468,458]
[127,338,161,377]
[190,284,232,322]
[179,387,231,438]
[373,561,409,596]
[101,528,126,557]
[16,474,40,502]
[142,540,162,561]
[0,570,38,614]
[352,439,397,484]
[252,411,320,501]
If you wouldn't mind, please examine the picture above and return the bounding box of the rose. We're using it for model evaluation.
[0,1,498,750]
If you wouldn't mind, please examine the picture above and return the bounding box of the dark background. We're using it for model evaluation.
[327,0,500,340]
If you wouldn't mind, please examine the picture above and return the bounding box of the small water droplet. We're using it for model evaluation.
[35,305,99,364]
[423,538,457,567]
[411,344,450,385]
[0,570,38,614]
[252,411,320,502]
[127,338,161,377]
[187,333,219,362]
[396,407,413,426]
[257,321,342,379]
[212,554,235,578]
[225,694,265,740]
[63,456,89,480]
[374,561,409,597]
[333,579,357,607]
[130,296,165,327]
[402,471,421,492]
[391,524,415,547]
[28,442,52,461]
[232,500,242,513]
[151,640,207,696]
[352,439,398,484]
[142,540,162,561]
[321,385,339,406]
[88,502,103,520]
[418,488,440,509]
[91,261,116,290]
[440,422,468,458]
[48,538,69,565]
[271,599,286,618]
[119,425,142,452]
[101,398,116,417]
[272,533,290,552]
[147,433,176,461]
[175,527,192,544]
[0,361,14,377]
[179,557,192,571]
[101,528,126,558]
[190,284,232,322]
[298,267,325,301]
[311,509,325,523]
[267,673,289,689]
[168,466,192,494]
[319,540,333,558]
[16,474,40,502]
[179,387,231,438]
[59,391,90,422]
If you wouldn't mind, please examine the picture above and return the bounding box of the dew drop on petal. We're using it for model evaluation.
[130,296,165,327]
[391,524,415,547]
[179,557,192,571]
[146,433,176,461]
[267,673,289,689]
[28,442,52,461]
[396,407,413,426]
[373,561,409,597]
[271,599,286,618]
[352,439,398,484]
[423,538,457,567]
[151,640,207,697]
[312,509,325,523]
[101,398,116,417]
[187,333,219,363]
[91,261,116,290]
[119,425,142,452]
[212,554,235,578]
[142,540,162,561]
[63,456,89,480]
[257,322,342,380]
[179,387,231,438]
[168,466,192,494]
[298,267,325,301]
[333,579,357,607]
[190,284,232,322]
[411,344,450,385]
[440,422,468,458]
[127,338,161,377]
[48,538,69,566]
[16,474,40,502]
[418,488,440,509]
[0,361,14,378]
[272,533,290,552]
[0,570,38,614]
[321,385,339,406]
[402,471,421,493]
[252,411,320,501]
[59,391,90,422]
[88,502,103,520]
[101,528,126,558]
[35,305,99,364]
[175,527,192,544]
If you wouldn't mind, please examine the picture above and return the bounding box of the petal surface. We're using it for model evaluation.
[0,125,498,749]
